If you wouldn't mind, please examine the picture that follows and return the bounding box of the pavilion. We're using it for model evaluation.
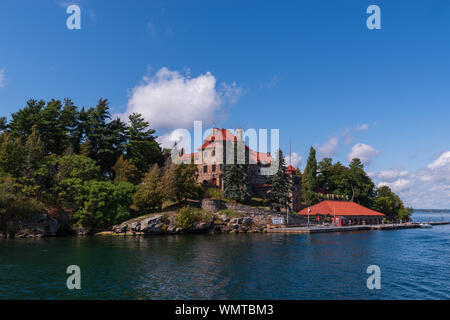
[298,200,385,226]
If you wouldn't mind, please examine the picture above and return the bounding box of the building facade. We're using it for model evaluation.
[179,128,302,211]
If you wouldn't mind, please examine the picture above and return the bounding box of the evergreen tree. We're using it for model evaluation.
[223,140,250,202]
[9,99,45,141]
[267,149,291,211]
[125,113,163,173]
[302,146,318,205]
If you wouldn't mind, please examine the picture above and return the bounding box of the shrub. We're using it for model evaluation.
[75,180,137,229]
[203,187,222,200]
[175,207,199,229]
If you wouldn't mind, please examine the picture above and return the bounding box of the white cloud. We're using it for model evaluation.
[371,150,450,208]
[369,169,409,182]
[356,123,369,131]
[347,143,379,165]
[0,69,5,88]
[378,179,411,193]
[317,136,339,158]
[121,67,241,131]
[285,152,302,168]
[156,128,190,150]
[427,151,450,169]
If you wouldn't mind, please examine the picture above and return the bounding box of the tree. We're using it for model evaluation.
[347,158,375,206]
[0,132,25,178]
[125,113,163,173]
[267,149,291,211]
[161,159,177,202]
[132,164,164,212]
[302,146,318,205]
[9,99,45,141]
[112,155,140,185]
[223,140,250,203]
[174,162,198,203]
[75,180,136,229]
[55,155,100,210]
[373,185,409,221]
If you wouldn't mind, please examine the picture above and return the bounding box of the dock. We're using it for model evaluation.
[267,222,449,234]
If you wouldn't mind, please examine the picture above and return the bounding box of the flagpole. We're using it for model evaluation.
[307,207,310,226]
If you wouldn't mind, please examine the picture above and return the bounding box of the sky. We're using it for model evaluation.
[0,0,449,208]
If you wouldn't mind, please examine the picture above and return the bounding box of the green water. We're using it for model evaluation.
[0,212,449,299]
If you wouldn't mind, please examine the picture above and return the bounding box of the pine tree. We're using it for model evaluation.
[125,113,163,174]
[267,149,291,211]
[223,141,250,202]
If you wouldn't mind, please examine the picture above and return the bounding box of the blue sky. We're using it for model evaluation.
[0,0,449,208]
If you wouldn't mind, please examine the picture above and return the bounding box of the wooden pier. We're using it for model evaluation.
[267,222,449,234]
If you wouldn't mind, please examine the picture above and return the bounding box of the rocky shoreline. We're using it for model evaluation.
[0,203,308,238]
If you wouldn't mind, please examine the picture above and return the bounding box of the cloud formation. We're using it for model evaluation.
[285,152,302,168]
[317,136,339,158]
[372,151,450,208]
[356,123,369,131]
[347,143,379,165]
[121,67,241,131]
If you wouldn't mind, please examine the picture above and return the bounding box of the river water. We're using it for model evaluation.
[0,211,449,299]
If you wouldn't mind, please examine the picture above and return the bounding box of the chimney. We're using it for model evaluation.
[236,128,243,141]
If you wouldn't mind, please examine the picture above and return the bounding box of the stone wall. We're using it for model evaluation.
[224,203,310,227]
[201,199,222,212]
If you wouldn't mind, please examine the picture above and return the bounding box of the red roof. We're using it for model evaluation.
[286,165,296,172]
[298,200,384,216]
[184,128,273,165]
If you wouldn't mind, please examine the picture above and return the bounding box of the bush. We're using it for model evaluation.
[203,187,222,200]
[75,180,137,229]
[175,207,199,229]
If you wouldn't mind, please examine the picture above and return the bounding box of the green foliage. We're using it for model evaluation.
[223,141,250,202]
[0,175,44,220]
[204,187,223,200]
[175,163,199,202]
[373,185,409,221]
[302,147,318,205]
[132,164,164,212]
[175,206,199,229]
[75,180,137,229]
[113,155,140,185]
[125,113,163,173]
[267,149,292,211]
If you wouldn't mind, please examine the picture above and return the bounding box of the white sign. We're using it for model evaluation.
[272,217,284,225]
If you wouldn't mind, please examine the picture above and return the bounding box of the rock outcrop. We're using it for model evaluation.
[0,213,60,238]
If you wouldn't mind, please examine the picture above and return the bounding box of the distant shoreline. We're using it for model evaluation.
[413,209,450,213]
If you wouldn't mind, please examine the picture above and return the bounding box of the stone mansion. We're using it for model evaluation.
[178,128,302,211]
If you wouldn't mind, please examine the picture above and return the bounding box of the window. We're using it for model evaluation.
[219,164,223,171]
[203,166,208,173]
[212,164,216,172]
[212,149,216,156]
